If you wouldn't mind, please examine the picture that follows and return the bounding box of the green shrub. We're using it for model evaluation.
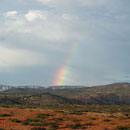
[0,113,11,117]
[0,129,5,130]
[72,118,82,122]
[90,117,97,120]
[54,110,64,113]
[29,123,43,126]
[47,128,56,130]
[31,127,46,130]
[9,118,21,123]
[66,124,74,128]
[116,126,130,130]
[89,109,102,113]
[37,113,50,119]
[50,122,59,129]
[85,121,93,126]
[118,116,125,120]
[42,122,50,126]
[66,123,81,129]
[81,126,86,129]
[25,118,42,122]
[69,111,83,115]
[21,121,29,125]
[103,119,111,122]
[124,113,129,117]
[52,117,63,121]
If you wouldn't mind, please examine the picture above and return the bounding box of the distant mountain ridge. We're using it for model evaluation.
[47,85,87,89]
[0,85,87,91]
[0,85,44,91]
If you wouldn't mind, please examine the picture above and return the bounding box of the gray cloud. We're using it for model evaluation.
[0,0,130,86]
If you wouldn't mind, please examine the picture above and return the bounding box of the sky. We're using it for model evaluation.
[0,0,130,86]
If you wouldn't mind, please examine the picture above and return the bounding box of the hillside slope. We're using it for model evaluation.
[51,83,130,105]
[0,93,81,106]
[0,83,130,105]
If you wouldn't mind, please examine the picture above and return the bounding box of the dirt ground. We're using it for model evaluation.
[0,107,130,130]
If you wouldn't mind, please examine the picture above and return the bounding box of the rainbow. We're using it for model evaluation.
[53,43,77,86]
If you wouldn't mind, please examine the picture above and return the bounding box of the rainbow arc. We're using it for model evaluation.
[53,43,77,86]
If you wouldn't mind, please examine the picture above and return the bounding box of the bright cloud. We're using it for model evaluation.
[0,45,45,70]
[4,11,18,18]
[25,10,47,21]
[3,10,80,43]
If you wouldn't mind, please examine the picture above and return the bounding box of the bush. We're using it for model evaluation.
[42,122,50,126]
[52,117,63,121]
[124,113,129,117]
[116,126,130,130]
[0,113,11,117]
[66,123,81,129]
[90,117,97,120]
[29,123,43,126]
[47,128,56,130]
[9,118,21,123]
[37,113,50,119]
[103,119,111,122]
[25,118,42,122]
[22,121,29,125]
[85,122,93,126]
[0,129,5,130]
[118,116,125,120]
[54,110,64,113]
[66,124,74,128]
[69,111,83,115]
[31,127,46,130]
[72,118,82,122]
[50,122,59,129]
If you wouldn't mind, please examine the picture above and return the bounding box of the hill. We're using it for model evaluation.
[0,93,81,106]
[0,83,130,105]
[51,83,130,105]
